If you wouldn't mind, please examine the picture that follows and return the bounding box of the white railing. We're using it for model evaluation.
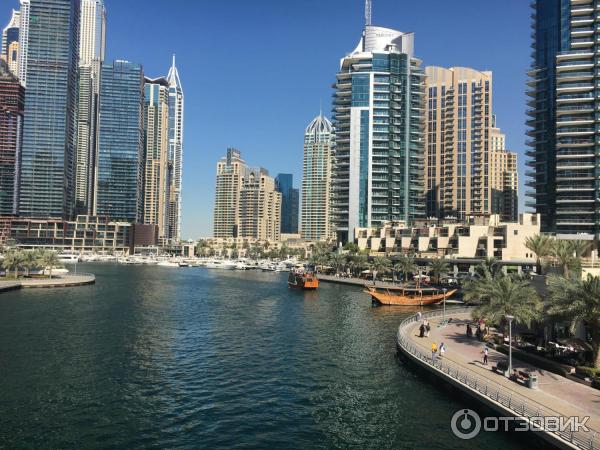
[397,308,600,450]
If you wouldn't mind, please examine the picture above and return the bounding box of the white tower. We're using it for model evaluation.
[167,55,184,241]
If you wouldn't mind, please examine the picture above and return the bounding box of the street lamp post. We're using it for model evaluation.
[506,314,515,376]
[442,288,448,325]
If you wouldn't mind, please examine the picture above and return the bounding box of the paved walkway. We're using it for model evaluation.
[0,274,95,291]
[408,313,600,430]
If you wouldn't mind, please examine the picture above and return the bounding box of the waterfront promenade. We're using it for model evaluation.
[319,274,399,289]
[0,274,95,292]
[398,309,600,449]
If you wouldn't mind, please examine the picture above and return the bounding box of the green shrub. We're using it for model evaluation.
[576,366,599,379]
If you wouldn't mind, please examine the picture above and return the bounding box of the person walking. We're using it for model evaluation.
[416,311,422,323]
[431,342,438,361]
[419,323,425,338]
[425,320,431,337]
[439,342,446,358]
[482,345,489,365]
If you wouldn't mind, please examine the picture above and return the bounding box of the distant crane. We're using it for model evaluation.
[365,0,372,26]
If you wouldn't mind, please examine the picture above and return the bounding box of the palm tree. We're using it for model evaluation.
[525,234,555,275]
[474,257,503,279]
[370,256,391,283]
[2,249,21,279]
[39,251,62,279]
[328,253,346,274]
[569,239,592,259]
[350,254,369,278]
[428,257,450,284]
[393,255,417,285]
[21,251,37,277]
[343,242,360,255]
[547,274,600,368]
[552,239,578,278]
[469,274,541,339]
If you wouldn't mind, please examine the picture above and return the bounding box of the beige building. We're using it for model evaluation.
[425,67,518,222]
[143,78,170,242]
[239,169,282,241]
[213,149,246,238]
[301,113,334,241]
[490,124,519,222]
[355,213,541,262]
[213,149,282,241]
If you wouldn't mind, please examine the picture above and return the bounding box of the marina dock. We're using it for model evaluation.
[0,274,95,292]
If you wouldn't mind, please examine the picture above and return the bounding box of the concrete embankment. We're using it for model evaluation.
[0,274,95,292]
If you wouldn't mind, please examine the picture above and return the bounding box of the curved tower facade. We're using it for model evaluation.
[301,114,334,241]
[331,25,426,243]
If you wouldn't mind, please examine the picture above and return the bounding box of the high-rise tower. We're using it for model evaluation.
[75,0,105,214]
[0,60,24,215]
[167,55,184,242]
[143,77,171,241]
[275,174,299,234]
[331,21,426,242]
[301,113,334,241]
[96,60,145,223]
[526,0,570,234]
[17,0,80,218]
[1,9,20,77]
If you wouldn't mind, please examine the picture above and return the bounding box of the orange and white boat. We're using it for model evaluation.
[288,270,319,290]
[365,285,457,306]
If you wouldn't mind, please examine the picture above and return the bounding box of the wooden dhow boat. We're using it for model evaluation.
[288,270,319,290]
[365,285,457,306]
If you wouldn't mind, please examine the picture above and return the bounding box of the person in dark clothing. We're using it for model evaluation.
[419,323,425,338]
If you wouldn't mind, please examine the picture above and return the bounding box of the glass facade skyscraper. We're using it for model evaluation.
[17,0,80,219]
[75,0,106,215]
[275,173,299,234]
[526,0,571,233]
[331,25,426,242]
[96,60,144,223]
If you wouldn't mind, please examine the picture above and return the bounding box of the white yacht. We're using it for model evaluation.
[57,252,80,264]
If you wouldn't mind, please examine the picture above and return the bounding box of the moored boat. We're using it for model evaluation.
[288,270,319,290]
[365,285,457,306]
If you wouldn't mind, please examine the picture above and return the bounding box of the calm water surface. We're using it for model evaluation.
[0,264,532,449]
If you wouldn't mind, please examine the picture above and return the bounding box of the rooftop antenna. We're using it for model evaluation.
[365,0,372,26]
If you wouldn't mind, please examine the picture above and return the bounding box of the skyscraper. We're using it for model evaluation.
[301,114,334,241]
[213,149,281,240]
[143,77,170,241]
[96,60,144,223]
[0,60,24,215]
[75,0,105,214]
[331,24,426,243]
[240,170,282,241]
[167,56,184,242]
[275,174,298,234]
[425,67,514,220]
[17,0,29,86]
[214,148,246,238]
[490,124,519,222]
[17,0,80,218]
[526,0,570,234]
[1,9,20,76]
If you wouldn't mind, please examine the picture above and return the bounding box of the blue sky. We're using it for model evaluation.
[1,0,531,239]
